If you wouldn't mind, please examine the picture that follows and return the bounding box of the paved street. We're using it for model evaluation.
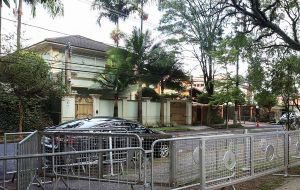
[0,143,17,179]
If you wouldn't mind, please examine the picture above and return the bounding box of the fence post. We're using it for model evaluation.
[37,132,43,177]
[16,143,20,190]
[250,136,254,176]
[199,139,206,190]
[284,133,289,177]
[169,141,176,187]
[97,136,103,179]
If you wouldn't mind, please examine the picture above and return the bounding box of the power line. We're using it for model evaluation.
[0,59,190,82]
[1,16,121,48]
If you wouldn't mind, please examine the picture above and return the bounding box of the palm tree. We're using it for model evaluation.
[125,28,152,123]
[95,48,135,117]
[16,0,64,50]
[92,0,137,46]
[146,48,188,124]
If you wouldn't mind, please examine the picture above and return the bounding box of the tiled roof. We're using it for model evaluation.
[45,35,111,52]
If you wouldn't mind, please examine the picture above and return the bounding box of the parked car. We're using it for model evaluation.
[279,112,296,124]
[43,117,171,158]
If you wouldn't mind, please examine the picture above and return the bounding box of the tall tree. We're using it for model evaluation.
[0,51,65,132]
[271,55,300,130]
[213,34,250,124]
[16,0,64,50]
[125,28,153,123]
[212,75,246,128]
[92,0,137,46]
[94,48,135,117]
[145,47,188,123]
[224,0,300,51]
[159,0,227,97]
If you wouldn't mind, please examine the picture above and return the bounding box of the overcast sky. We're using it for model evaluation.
[2,0,248,77]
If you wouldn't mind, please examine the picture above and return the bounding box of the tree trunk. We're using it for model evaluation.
[234,52,240,125]
[160,80,165,125]
[137,83,143,123]
[226,103,228,129]
[113,94,118,117]
[17,0,22,50]
[18,99,24,133]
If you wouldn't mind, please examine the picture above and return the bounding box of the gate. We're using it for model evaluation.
[17,131,40,190]
[75,96,93,119]
[170,102,186,125]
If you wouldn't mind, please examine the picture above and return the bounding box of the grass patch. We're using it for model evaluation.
[151,126,192,132]
[211,124,244,129]
[258,176,285,190]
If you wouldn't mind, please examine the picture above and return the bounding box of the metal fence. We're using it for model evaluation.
[1,131,147,190]
[2,130,300,190]
[150,131,299,190]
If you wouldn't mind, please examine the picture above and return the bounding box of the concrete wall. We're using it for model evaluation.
[61,96,192,126]
[127,101,138,121]
[99,99,114,117]
[61,95,76,123]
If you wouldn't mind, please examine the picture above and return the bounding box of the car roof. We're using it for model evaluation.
[52,117,138,129]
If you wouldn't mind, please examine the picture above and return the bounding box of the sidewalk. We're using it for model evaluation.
[275,178,300,190]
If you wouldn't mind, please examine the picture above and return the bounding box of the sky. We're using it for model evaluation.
[2,0,248,77]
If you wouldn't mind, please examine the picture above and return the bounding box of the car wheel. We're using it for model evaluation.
[159,144,169,158]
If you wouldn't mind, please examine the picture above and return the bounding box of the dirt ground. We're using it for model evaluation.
[233,167,300,190]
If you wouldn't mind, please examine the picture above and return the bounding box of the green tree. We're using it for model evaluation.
[254,90,277,121]
[0,51,65,132]
[224,0,300,51]
[124,28,153,123]
[16,0,64,50]
[212,76,246,128]
[159,0,227,97]
[271,55,300,129]
[145,48,188,123]
[92,0,137,46]
[94,48,134,117]
[213,34,250,124]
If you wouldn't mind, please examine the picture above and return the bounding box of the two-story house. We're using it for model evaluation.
[28,35,192,125]
[28,35,126,122]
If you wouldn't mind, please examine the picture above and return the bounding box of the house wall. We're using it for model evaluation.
[44,49,106,90]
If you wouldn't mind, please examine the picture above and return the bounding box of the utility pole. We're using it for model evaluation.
[190,75,193,100]
[65,42,72,94]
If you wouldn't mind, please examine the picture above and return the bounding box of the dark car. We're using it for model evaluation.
[44,117,171,158]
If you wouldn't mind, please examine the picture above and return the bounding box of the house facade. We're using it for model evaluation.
[28,35,192,125]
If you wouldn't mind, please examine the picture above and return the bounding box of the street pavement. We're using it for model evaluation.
[167,121,283,137]
[0,143,17,180]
